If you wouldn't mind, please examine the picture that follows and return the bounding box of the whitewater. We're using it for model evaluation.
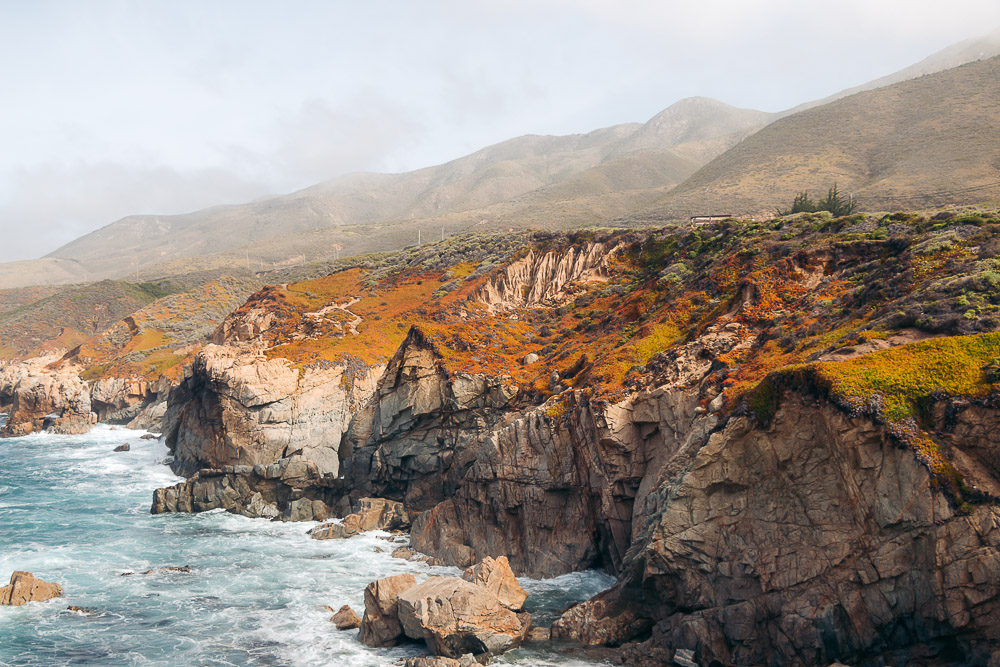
[0,425,614,666]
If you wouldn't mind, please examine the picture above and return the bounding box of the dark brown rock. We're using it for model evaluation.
[114,443,130,452]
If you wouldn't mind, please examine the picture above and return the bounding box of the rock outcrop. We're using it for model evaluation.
[359,573,417,648]
[309,497,410,539]
[461,556,527,612]
[397,577,531,658]
[411,386,713,577]
[0,361,96,436]
[0,571,63,605]
[559,393,1000,665]
[329,604,361,630]
[162,344,381,478]
[474,242,619,313]
[340,327,518,511]
[90,376,171,428]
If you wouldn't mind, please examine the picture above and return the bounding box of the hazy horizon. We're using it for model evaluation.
[2,0,999,262]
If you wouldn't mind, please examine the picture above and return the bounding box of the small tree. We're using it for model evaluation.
[779,184,856,217]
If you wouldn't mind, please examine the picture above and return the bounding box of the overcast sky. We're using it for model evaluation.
[1,0,999,262]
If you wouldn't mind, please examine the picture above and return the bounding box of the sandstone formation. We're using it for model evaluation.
[359,573,416,648]
[0,571,63,605]
[397,577,530,658]
[309,498,410,539]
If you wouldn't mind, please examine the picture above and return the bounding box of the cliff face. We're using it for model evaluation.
[0,357,95,436]
[341,327,518,510]
[590,393,1000,666]
[141,221,1000,663]
[162,344,381,478]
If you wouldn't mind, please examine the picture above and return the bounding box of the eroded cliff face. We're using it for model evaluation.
[474,242,618,312]
[0,357,95,436]
[341,327,519,511]
[557,393,1000,666]
[162,344,381,478]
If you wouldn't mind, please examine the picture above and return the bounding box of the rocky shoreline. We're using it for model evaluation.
[5,228,1000,665]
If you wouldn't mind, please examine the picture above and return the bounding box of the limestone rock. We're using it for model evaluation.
[462,556,527,611]
[0,571,63,606]
[359,573,416,647]
[330,604,361,630]
[397,576,530,658]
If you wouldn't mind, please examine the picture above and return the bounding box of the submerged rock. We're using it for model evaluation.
[0,571,63,606]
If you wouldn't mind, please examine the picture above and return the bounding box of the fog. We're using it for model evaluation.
[1,0,998,261]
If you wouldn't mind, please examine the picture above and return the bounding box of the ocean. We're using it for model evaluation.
[0,425,614,666]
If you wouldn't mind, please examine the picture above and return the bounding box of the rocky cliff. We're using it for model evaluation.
[142,218,1000,663]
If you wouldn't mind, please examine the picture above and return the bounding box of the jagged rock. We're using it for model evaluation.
[474,242,620,312]
[66,605,97,615]
[461,556,527,611]
[412,386,713,577]
[0,571,63,605]
[552,587,652,646]
[160,343,381,478]
[392,547,418,560]
[359,573,417,647]
[90,376,169,426]
[310,497,410,539]
[330,604,361,630]
[0,359,96,436]
[114,443,130,452]
[341,328,517,510]
[140,432,159,440]
[600,394,1000,665]
[397,576,530,658]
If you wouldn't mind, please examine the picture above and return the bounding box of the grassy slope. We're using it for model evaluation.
[643,56,1000,220]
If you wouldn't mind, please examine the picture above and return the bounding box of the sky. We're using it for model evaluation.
[1,0,999,262]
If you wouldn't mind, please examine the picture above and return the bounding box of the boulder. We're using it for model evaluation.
[0,571,63,606]
[114,443,130,452]
[551,588,651,646]
[310,498,410,540]
[392,546,418,559]
[359,573,417,647]
[462,556,527,611]
[330,604,361,630]
[397,576,530,658]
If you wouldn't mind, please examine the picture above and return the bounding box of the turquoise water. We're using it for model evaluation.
[0,426,614,666]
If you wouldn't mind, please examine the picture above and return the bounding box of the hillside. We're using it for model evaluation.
[641,56,1000,220]
[40,98,768,284]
